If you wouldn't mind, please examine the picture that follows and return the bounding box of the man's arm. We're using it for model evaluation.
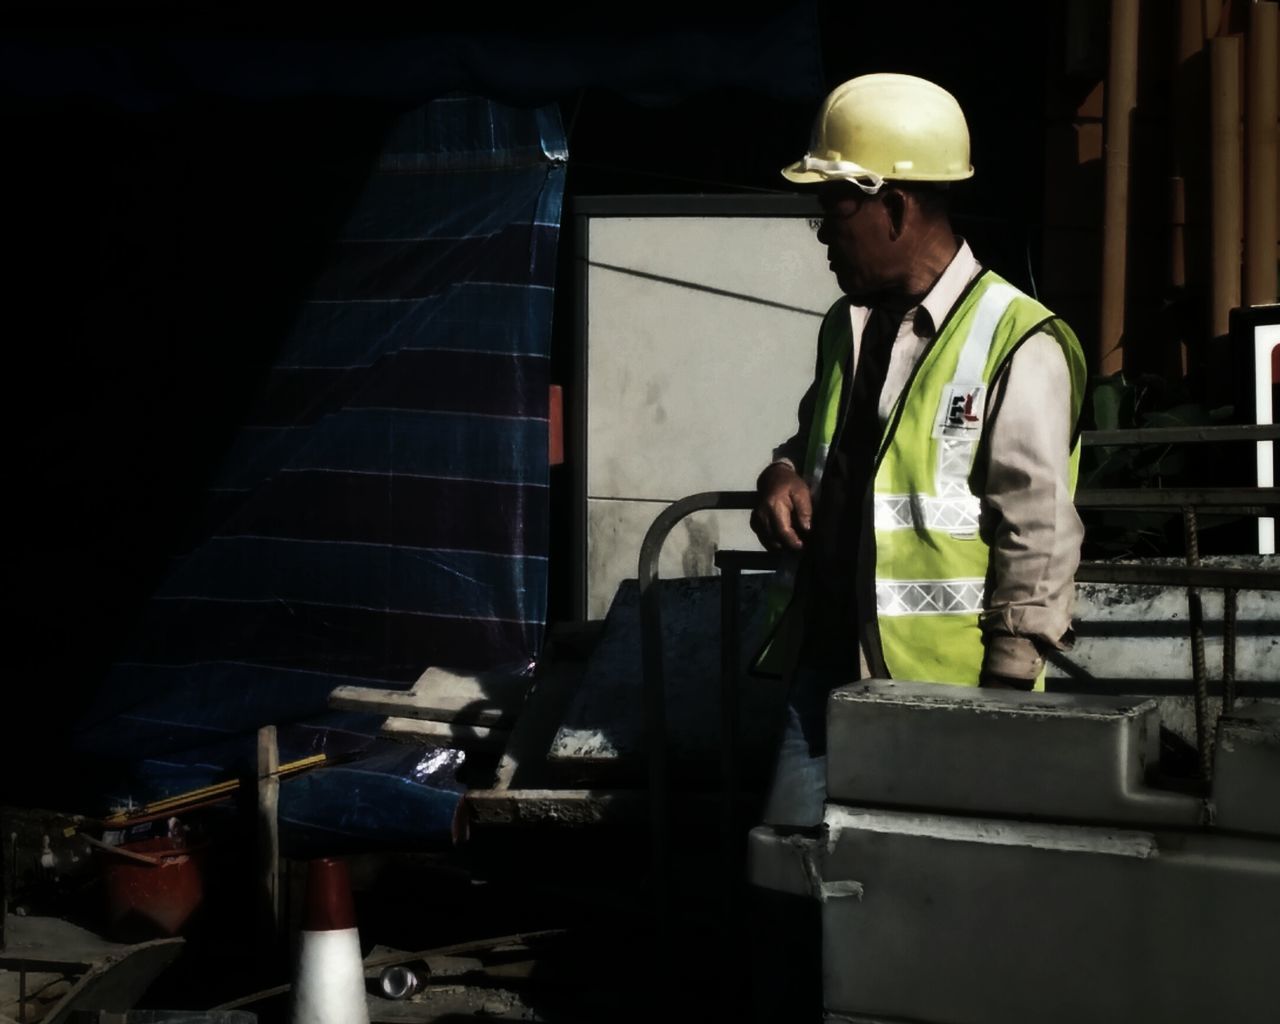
[978,332,1083,689]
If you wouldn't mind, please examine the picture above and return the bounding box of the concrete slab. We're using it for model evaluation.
[819,806,1280,1024]
[1051,556,1280,687]
[825,681,1205,826]
[1213,702,1280,835]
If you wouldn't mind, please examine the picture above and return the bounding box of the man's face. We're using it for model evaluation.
[814,182,892,300]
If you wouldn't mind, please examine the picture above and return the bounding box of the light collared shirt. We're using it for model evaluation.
[773,241,1083,681]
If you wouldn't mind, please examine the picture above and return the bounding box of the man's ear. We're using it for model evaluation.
[883,188,907,239]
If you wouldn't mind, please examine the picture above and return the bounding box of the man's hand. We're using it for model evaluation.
[751,462,813,552]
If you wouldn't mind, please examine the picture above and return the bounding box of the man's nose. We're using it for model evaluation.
[815,217,830,245]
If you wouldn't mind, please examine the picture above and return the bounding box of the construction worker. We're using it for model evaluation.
[751,74,1087,827]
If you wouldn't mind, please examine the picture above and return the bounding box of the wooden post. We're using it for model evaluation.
[1245,1,1278,306]
[1209,35,1243,341]
[256,725,281,970]
[1099,0,1140,377]
[1171,0,1206,292]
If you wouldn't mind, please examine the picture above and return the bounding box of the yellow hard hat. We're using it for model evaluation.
[782,73,974,193]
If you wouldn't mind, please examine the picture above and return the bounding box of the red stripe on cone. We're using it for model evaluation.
[302,857,356,931]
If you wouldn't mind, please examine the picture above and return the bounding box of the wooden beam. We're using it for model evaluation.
[256,725,280,972]
[331,667,531,729]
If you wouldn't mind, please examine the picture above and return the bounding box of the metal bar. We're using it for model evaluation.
[1075,562,1280,590]
[1080,424,1280,445]
[716,549,780,572]
[720,563,740,937]
[1075,487,1280,510]
[717,552,1280,592]
[1183,507,1212,782]
[570,193,820,218]
[638,491,755,922]
[571,214,590,621]
[1223,588,1238,715]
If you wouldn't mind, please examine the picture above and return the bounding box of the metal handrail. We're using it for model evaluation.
[1080,424,1280,445]
[637,477,1279,894]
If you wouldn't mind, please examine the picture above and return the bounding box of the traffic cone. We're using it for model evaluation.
[289,857,370,1024]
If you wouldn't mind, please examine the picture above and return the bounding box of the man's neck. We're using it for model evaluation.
[849,226,962,312]
[897,223,961,299]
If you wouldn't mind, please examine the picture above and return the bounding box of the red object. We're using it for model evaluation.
[548,384,564,466]
[303,857,357,931]
[100,838,204,940]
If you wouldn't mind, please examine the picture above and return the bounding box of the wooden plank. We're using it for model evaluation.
[381,718,510,753]
[256,725,281,972]
[464,789,646,827]
[331,667,531,728]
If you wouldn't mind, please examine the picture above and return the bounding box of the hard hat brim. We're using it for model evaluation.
[781,160,976,186]
[780,161,827,185]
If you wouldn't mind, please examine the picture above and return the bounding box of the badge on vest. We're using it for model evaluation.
[933,383,987,439]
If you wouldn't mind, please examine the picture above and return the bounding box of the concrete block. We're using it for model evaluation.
[820,806,1280,1024]
[1213,702,1280,835]
[825,680,1204,827]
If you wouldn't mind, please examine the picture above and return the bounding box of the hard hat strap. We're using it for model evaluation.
[798,155,886,193]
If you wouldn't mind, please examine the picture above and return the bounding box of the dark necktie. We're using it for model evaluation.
[799,304,903,674]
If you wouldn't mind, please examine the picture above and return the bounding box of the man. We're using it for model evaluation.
[751,73,1087,827]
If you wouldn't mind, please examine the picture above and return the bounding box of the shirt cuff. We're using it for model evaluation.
[981,634,1045,682]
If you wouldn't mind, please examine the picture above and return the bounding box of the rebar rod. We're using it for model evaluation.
[1182,506,1212,782]
[1223,587,1238,715]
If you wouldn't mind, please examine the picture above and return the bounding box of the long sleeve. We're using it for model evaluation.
[978,332,1084,681]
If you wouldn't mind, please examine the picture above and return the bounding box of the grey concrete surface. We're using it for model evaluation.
[825,681,1205,827]
[819,806,1280,1024]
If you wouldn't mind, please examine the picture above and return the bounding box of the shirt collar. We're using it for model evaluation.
[911,238,981,336]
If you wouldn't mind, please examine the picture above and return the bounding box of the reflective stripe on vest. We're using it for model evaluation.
[875,577,987,616]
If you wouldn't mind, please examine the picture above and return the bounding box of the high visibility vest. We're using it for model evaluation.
[753,270,1086,685]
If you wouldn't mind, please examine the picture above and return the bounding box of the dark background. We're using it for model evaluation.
[3,1,1054,807]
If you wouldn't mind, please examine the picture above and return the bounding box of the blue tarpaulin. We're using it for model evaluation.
[74,97,567,847]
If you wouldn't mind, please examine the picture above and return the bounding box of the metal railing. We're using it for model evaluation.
[636,424,1280,897]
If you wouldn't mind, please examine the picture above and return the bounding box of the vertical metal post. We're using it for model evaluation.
[571,212,590,621]
[719,563,740,920]
[1182,506,1212,782]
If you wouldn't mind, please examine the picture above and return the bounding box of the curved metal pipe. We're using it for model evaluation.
[637,490,755,915]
